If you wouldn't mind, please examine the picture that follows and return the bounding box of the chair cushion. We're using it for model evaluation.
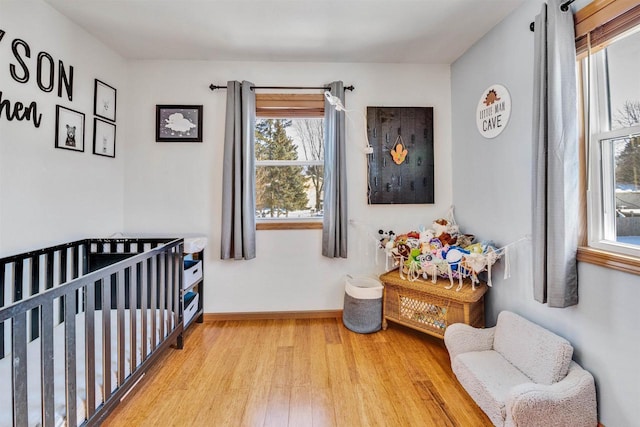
[452,350,532,426]
[493,311,573,385]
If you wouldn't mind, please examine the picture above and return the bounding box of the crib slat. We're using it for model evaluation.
[168,251,173,328]
[12,312,28,427]
[60,249,67,285]
[70,246,78,280]
[45,253,54,290]
[41,302,55,427]
[31,256,40,341]
[14,260,23,302]
[102,277,112,400]
[174,249,180,331]
[140,261,148,360]
[65,291,77,427]
[58,250,67,325]
[85,283,96,417]
[0,262,5,304]
[1,261,5,358]
[159,253,165,341]
[129,266,137,371]
[117,269,125,386]
[81,243,88,276]
[166,252,172,332]
[150,256,157,350]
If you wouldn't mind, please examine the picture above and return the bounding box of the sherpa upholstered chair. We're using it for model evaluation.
[444,311,597,426]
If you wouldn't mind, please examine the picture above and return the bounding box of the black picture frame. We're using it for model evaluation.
[93,118,116,158]
[156,105,203,142]
[55,105,85,152]
[94,79,117,122]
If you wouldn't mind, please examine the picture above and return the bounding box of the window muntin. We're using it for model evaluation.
[585,24,640,256]
[255,118,324,221]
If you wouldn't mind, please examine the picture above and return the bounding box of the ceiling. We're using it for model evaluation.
[45,0,527,64]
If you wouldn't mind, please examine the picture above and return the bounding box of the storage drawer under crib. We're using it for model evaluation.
[184,291,200,326]
[184,260,202,290]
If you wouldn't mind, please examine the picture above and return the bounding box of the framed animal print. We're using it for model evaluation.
[55,105,85,153]
[93,118,116,158]
[94,79,117,122]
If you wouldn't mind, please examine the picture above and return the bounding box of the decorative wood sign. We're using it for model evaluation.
[476,84,511,139]
[367,107,434,204]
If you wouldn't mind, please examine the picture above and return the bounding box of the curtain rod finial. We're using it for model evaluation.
[560,0,575,12]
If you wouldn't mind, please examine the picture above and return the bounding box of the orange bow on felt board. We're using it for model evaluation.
[391,138,408,165]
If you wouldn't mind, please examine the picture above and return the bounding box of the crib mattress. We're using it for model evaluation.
[0,309,176,427]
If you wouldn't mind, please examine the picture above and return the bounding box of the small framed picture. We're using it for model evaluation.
[55,105,85,152]
[93,118,116,158]
[94,79,117,122]
[156,105,203,142]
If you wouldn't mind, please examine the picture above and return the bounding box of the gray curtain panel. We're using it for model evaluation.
[221,81,257,260]
[322,81,348,258]
[532,0,579,307]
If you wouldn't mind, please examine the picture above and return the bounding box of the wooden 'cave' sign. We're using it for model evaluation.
[367,107,434,204]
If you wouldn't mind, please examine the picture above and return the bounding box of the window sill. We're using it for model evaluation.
[256,221,323,230]
[577,246,640,276]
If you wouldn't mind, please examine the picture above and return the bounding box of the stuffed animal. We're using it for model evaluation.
[456,234,475,248]
[378,229,395,249]
[437,232,458,246]
[431,218,459,238]
[395,243,411,259]
[419,227,434,243]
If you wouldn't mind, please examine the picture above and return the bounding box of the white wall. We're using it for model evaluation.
[0,0,128,256]
[124,60,452,312]
[451,1,640,425]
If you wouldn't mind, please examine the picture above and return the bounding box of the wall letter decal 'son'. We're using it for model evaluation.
[7,35,74,101]
[10,39,30,84]
[0,29,5,42]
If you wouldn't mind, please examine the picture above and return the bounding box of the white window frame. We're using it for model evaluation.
[588,127,640,257]
[585,42,640,257]
[254,119,325,225]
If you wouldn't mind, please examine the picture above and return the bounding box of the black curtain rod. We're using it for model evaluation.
[209,84,355,91]
[529,0,576,31]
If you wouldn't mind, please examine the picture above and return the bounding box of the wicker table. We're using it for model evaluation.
[379,270,488,339]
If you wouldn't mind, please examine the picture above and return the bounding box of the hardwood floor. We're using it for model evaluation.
[103,318,491,427]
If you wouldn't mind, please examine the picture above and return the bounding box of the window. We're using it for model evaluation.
[580,2,640,266]
[254,94,324,229]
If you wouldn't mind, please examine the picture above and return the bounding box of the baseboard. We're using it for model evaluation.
[203,310,342,321]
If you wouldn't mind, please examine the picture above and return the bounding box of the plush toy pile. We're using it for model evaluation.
[379,217,501,291]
